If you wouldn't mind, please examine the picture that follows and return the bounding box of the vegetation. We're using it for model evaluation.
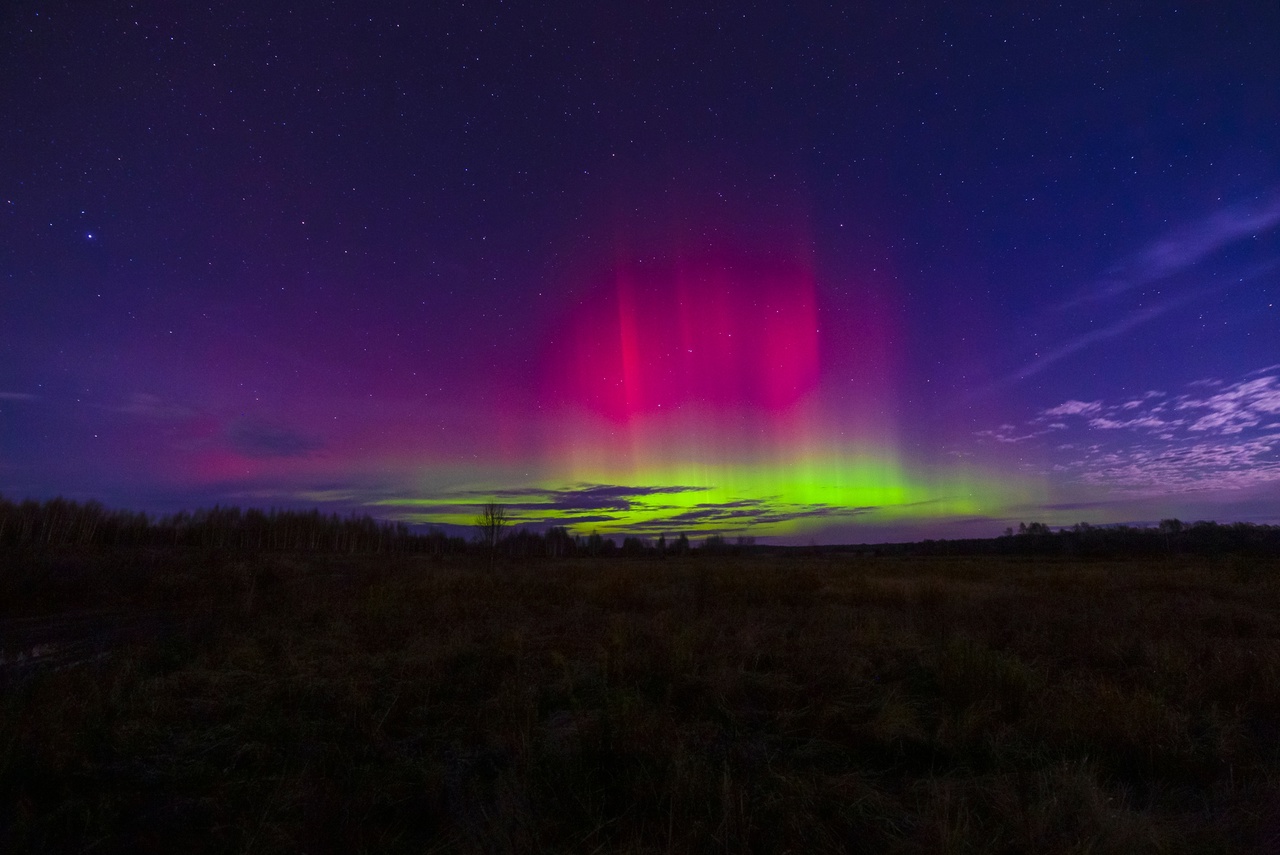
[7,495,1280,560]
[476,502,509,570]
[909,518,1280,558]
[0,495,465,555]
[3,538,1279,852]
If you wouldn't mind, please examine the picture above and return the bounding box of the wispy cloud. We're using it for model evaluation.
[1043,400,1102,417]
[1036,372,1280,440]
[487,484,707,512]
[1063,192,1280,308]
[294,489,361,503]
[993,194,1280,388]
[985,369,1280,496]
[1088,415,1176,431]
[1069,436,1280,495]
[974,424,1058,444]
[226,419,322,459]
[1177,376,1280,434]
[0,392,38,401]
[614,501,859,533]
[1011,288,1208,382]
[374,482,878,536]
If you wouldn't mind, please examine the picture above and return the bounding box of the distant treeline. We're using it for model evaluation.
[4,496,1279,558]
[880,519,1280,558]
[0,496,466,555]
[0,497,767,559]
[0,496,688,558]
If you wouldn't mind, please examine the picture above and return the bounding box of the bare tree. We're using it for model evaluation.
[475,502,507,569]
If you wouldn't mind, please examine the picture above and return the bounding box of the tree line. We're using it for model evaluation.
[0,496,730,559]
[0,496,465,555]
[6,495,1278,559]
[897,519,1280,558]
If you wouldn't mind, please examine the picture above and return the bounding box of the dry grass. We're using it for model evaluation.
[2,552,1279,852]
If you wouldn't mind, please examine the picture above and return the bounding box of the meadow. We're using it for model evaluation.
[3,549,1279,853]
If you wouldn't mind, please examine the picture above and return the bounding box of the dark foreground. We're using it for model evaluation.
[3,552,1279,853]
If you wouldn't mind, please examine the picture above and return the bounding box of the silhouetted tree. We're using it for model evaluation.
[475,502,507,569]
[582,531,614,556]
[545,526,575,559]
[621,536,648,556]
[702,534,727,554]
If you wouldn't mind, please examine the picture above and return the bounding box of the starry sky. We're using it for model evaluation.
[3,2,1279,543]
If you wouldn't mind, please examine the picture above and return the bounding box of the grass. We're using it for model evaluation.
[2,551,1279,852]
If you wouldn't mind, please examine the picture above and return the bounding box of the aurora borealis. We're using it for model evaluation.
[3,3,1279,542]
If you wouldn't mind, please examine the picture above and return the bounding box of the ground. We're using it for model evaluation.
[3,551,1279,853]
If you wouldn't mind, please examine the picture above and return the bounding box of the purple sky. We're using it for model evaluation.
[2,2,1279,542]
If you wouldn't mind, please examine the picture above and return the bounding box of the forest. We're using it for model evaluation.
[4,494,1280,559]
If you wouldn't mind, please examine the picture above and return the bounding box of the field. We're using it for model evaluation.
[3,551,1280,853]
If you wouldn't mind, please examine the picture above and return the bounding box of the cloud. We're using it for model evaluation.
[294,489,360,503]
[0,392,37,401]
[1040,500,1121,512]
[989,368,1280,496]
[993,195,1280,389]
[1087,416,1175,430]
[1069,435,1280,495]
[1178,376,1280,434]
[1043,400,1102,417]
[1038,375,1280,438]
[487,483,708,512]
[583,500,862,534]
[1011,288,1207,382]
[376,482,879,536]
[226,419,321,459]
[374,484,709,515]
[1064,192,1280,308]
[511,513,621,526]
[975,425,1052,443]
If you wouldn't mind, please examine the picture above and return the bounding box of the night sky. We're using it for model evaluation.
[4,2,1279,542]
